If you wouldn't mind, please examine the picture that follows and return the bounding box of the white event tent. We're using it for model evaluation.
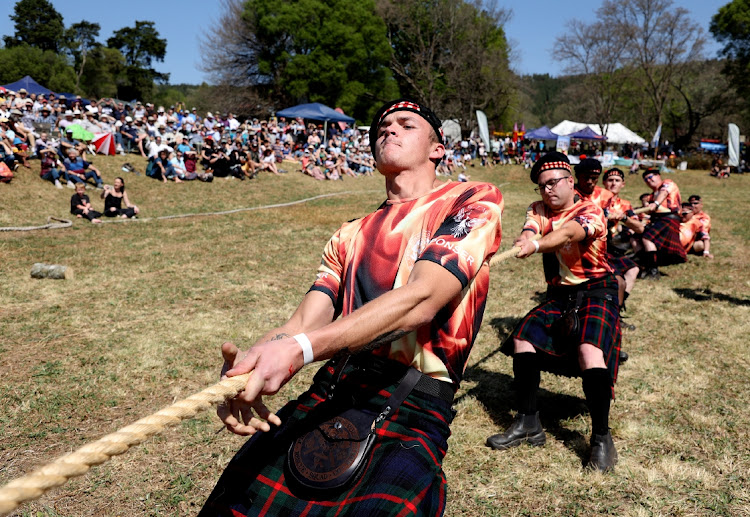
[550,120,646,145]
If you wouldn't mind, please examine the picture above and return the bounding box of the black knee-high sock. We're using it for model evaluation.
[647,250,658,269]
[582,368,612,436]
[513,352,540,415]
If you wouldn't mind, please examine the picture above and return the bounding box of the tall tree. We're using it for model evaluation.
[554,20,629,134]
[201,0,397,122]
[3,0,65,52]
[379,0,514,131]
[65,20,101,92]
[599,0,705,132]
[0,46,76,92]
[710,0,750,102]
[107,21,168,100]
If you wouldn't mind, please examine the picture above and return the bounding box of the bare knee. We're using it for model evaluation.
[514,338,536,354]
[578,343,606,370]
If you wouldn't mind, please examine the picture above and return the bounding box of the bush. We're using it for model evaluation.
[666,152,713,171]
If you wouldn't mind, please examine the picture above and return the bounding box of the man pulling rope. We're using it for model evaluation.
[198,99,503,516]
[486,151,621,472]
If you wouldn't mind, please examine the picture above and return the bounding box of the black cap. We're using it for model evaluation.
[530,151,571,183]
[574,158,602,175]
[642,167,660,179]
[603,168,624,180]
[370,99,443,154]
[688,194,701,202]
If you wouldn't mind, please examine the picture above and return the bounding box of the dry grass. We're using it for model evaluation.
[1,155,748,516]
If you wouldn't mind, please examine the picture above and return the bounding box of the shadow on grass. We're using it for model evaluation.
[674,287,750,307]
[458,316,590,463]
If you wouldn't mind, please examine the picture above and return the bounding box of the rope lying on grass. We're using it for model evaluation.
[0,191,378,232]
[0,372,251,516]
[0,217,72,232]
[99,191,380,224]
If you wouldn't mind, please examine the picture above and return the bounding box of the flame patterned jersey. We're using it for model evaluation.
[648,178,682,214]
[679,218,705,251]
[576,185,614,211]
[310,181,503,385]
[605,194,633,216]
[695,211,711,235]
[522,198,612,286]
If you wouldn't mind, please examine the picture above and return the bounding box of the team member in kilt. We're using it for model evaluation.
[486,152,621,472]
[678,202,710,255]
[602,168,644,308]
[574,158,614,209]
[688,195,713,258]
[199,99,503,516]
[632,168,686,278]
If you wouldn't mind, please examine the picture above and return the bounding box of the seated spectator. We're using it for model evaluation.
[119,116,138,153]
[457,171,470,182]
[35,105,57,127]
[35,132,54,156]
[70,183,102,223]
[148,148,182,183]
[64,148,103,189]
[38,148,65,189]
[101,177,139,218]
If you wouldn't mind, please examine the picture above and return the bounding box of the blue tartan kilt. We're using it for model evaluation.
[199,359,455,517]
[501,275,621,387]
[642,214,687,265]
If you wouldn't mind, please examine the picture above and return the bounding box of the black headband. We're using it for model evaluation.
[370,99,443,154]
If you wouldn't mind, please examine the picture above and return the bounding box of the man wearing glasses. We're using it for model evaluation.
[487,151,621,473]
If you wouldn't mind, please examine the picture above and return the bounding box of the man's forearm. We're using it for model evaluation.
[305,263,461,362]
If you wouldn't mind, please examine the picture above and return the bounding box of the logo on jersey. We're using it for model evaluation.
[451,207,487,238]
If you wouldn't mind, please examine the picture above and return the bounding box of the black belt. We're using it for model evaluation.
[336,353,456,403]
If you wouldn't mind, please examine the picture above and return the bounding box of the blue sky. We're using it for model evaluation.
[0,0,731,84]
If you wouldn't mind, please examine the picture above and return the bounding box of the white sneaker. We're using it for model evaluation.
[66,180,75,188]
[55,179,63,189]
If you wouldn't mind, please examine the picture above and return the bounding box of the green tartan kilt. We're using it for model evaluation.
[199,359,455,517]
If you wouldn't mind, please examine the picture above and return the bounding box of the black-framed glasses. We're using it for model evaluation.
[643,174,656,181]
[535,176,570,194]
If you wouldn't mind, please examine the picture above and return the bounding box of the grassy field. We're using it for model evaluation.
[0,154,748,516]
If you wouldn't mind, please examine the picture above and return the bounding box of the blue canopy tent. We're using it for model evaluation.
[1,75,54,96]
[567,126,607,140]
[276,102,355,143]
[525,126,558,140]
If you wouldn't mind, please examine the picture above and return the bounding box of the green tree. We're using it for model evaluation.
[202,0,397,122]
[65,20,101,92]
[3,0,65,52]
[710,0,750,101]
[79,47,126,100]
[107,20,169,100]
[379,0,514,131]
[0,46,76,92]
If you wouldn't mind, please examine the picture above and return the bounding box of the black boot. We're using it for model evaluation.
[587,431,618,472]
[486,412,546,450]
[619,350,629,363]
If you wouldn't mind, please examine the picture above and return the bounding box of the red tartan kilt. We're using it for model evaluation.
[642,215,687,265]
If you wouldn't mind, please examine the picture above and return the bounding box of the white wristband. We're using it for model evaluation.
[531,240,540,253]
[293,333,314,365]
